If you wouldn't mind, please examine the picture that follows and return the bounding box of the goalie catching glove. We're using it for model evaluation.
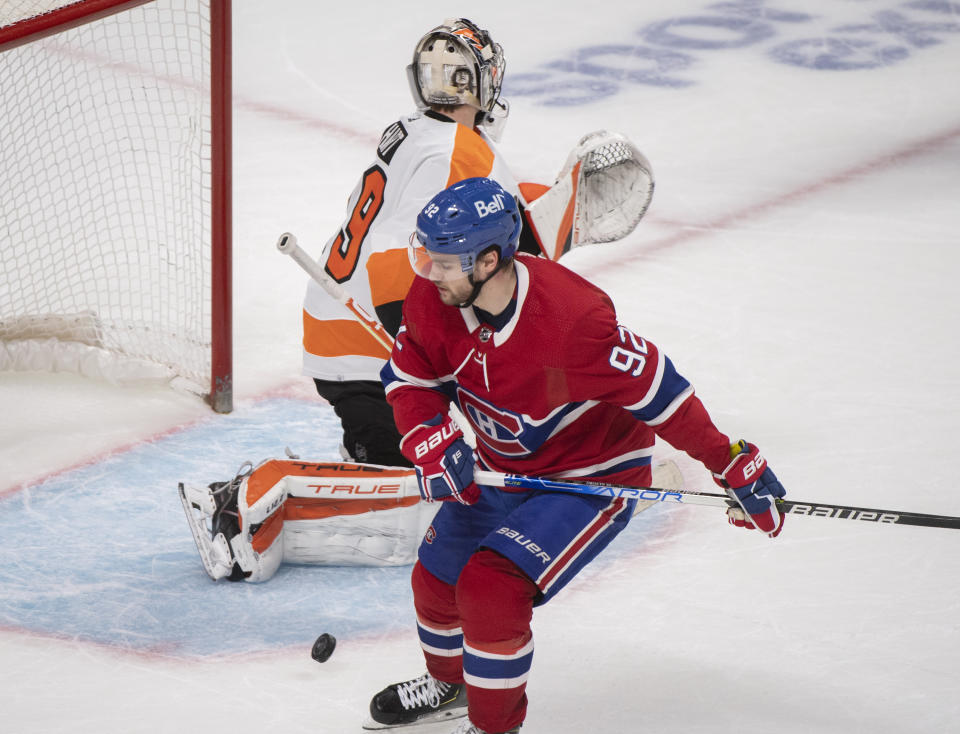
[525,130,654,260]
[714,440,786,538]
[400,413,480,505]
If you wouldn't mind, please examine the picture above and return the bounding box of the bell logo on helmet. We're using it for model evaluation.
[474,193,506,218]
[409,177,522,287]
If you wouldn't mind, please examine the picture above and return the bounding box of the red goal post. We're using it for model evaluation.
[0,0,233,412]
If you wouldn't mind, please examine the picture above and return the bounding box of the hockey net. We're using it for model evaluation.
[0,0,232,411]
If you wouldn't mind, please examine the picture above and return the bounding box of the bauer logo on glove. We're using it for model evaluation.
[412,420,460,460]
[714,440,786,538]
[400,413,480,505]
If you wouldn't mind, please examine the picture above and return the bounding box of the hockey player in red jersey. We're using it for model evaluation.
[182,22,653,587]
[365,178,787,734]
[302,18,543,467]
[300,18,653,468]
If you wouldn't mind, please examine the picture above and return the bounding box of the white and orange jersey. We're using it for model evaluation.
[302,110,524,382]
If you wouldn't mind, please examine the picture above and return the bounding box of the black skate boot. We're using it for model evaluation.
[363,672,468,729]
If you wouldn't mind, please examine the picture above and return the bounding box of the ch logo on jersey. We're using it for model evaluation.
[456,388,529,457]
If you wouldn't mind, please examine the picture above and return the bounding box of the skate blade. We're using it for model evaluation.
[178,482,234,580]
[361,705,468,731]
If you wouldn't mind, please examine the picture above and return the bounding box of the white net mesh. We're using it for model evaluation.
[0,0,215,393]
[0,1,82,26]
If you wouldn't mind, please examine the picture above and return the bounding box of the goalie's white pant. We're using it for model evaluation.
[182,459,437,582]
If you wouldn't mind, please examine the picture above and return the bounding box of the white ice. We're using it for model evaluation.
[2,1,959,732]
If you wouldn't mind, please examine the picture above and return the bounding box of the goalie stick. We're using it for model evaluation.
[473,470,960,530]
[277,232,478,487]
[277,232,393,353]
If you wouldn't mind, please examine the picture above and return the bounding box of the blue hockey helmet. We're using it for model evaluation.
[410,177,522,282]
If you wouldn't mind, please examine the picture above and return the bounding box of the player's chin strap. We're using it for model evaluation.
[456,252,513,309]
[456,275,487,309]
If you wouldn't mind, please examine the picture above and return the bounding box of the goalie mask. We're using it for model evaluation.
[407,18,505,114]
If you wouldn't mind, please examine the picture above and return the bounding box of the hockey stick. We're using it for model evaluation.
[275,230,488,474]
[276,233,956,532]
[276,232,394,352]
[474,470,960,530]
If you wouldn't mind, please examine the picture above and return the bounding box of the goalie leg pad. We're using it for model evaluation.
[179,461,284,583]
[277,461,433,566]
[181,460,435,580]
[231,526,283,582]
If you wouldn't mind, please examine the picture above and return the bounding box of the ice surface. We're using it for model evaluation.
[2,1,959,732]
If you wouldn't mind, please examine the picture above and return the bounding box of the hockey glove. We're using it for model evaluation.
[714,440,786,538]
[400,413,479,505]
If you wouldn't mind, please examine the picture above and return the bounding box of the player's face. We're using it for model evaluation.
[427,255,475,305]
[410,247,475,305]
[432,272,475,306]
[418,250,467,282]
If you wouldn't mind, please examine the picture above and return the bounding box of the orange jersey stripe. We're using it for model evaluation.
[368,248,416,308]
[447,124,495,187]
[303,311,392,360]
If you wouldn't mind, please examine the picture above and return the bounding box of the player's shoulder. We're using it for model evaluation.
[375,111,458,167]
[521,255,613,309]
[519,255,618,337]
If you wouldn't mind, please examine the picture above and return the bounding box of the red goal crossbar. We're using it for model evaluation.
[0,1,151,52]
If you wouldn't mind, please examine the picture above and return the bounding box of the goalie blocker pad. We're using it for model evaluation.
[180,460,435,582]
[526,130,654,261]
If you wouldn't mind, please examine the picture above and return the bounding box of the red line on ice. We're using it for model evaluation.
[611,122,960,265]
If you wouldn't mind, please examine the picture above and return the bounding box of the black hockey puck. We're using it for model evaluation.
[311,633,336,663]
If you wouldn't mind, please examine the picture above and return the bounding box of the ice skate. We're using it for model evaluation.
[363,672,467,729]
[178,462,253,581]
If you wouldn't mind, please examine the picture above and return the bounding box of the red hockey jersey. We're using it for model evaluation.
[381,255,733,485]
